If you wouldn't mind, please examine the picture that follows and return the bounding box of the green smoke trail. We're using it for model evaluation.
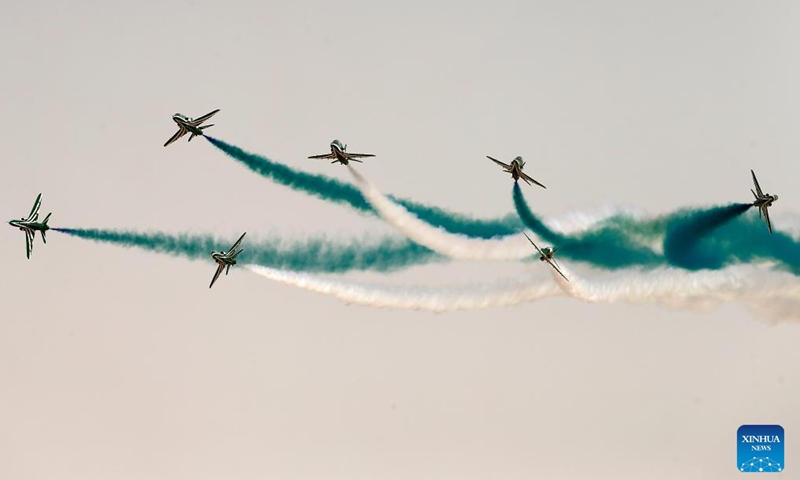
[718,215,800,275]
[663,208,800,274]
[662,203,753,270]
[512,183,664,269]
[205,137,522,239]
[514,183,792,273]
[54,228,444,273]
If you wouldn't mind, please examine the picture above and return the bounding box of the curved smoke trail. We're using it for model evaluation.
[550,263,800,323]
[667,213,800,275]
[513,183,665,269]
[663,203,753,270]
[245,265,562,312]
[242,257,800,322]
[205,137,521,238]
[347,165,534,260]
[54,228,444,273]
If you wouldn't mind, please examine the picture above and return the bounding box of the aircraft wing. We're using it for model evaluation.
[209,262,225,288]
[189,109,220,127]
[25,194,42,221]
[308,152,337,159]
[487,156,511,169]
[164,126,188,147]
[343,152,375,159]
[751,170,764,197]
[763,205,773,234]
[518,170,547,189]
[522,232,547,258]
[25,229,34,259]
[226,232,247,256]
[546,257,570,282]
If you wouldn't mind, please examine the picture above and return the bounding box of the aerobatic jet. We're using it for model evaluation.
[523,232,568,282]
[487,155,546,188]
[308,140,375,165]
[750,169,778,234]
[209,232,246,289]
[163,109,220,147]
[9,193,52,259]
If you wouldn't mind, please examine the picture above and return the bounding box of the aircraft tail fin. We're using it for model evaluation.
[751,189,759,201]
[225,264,231,275]
[41,229,47,244]
[200,124,214,130]
[42,212,52,225]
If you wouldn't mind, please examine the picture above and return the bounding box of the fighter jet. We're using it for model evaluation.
[522,232,568,282]
[209,232,246,289]
[750,169,778,234]
[487,155,546,189]
[9,193,52,259]
[163,109,220,147]
[308,140,375,165]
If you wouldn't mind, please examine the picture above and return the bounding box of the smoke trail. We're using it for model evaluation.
[205,137,521,238]
[205,136,373,212]
[663,203,753,270]
[513,183,665,268]
[550,263,800,323]
[512,182,564,243]
[245,265,561,312]
[246,260,800,321]
[670,211,800,275]
[54,228,443,273]
[347,165,533,260]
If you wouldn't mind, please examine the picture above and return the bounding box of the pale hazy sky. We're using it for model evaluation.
[2,1,800,479]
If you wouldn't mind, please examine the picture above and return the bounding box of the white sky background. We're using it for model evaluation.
[1,1,799,478]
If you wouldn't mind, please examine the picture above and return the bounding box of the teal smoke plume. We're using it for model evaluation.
[205,137,521,239]
[512,183,664,268]
[662,203,753,270]
[54,228,442,273]
[663,206,800,274]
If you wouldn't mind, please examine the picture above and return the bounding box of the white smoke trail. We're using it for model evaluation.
[245,264,562,312]
[248,261,800,322]
[552,263,800,322]
[348,166,536,260]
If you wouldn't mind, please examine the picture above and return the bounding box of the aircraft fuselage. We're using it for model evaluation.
[537,246,556,262]
[212,253,237,266]
[8,219,48,232]
[173,114,205,136]
[504,157,526,181]
[329,141,351,164]
[753,194,778,208]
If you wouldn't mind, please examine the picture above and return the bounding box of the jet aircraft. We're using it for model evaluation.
[487,155,546,189]
[522,232,568,282]
[163,109,220,147]
[750,169,778,234]
[209,232,246,289]
[308,140,375,165]
[9,193,52,259]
